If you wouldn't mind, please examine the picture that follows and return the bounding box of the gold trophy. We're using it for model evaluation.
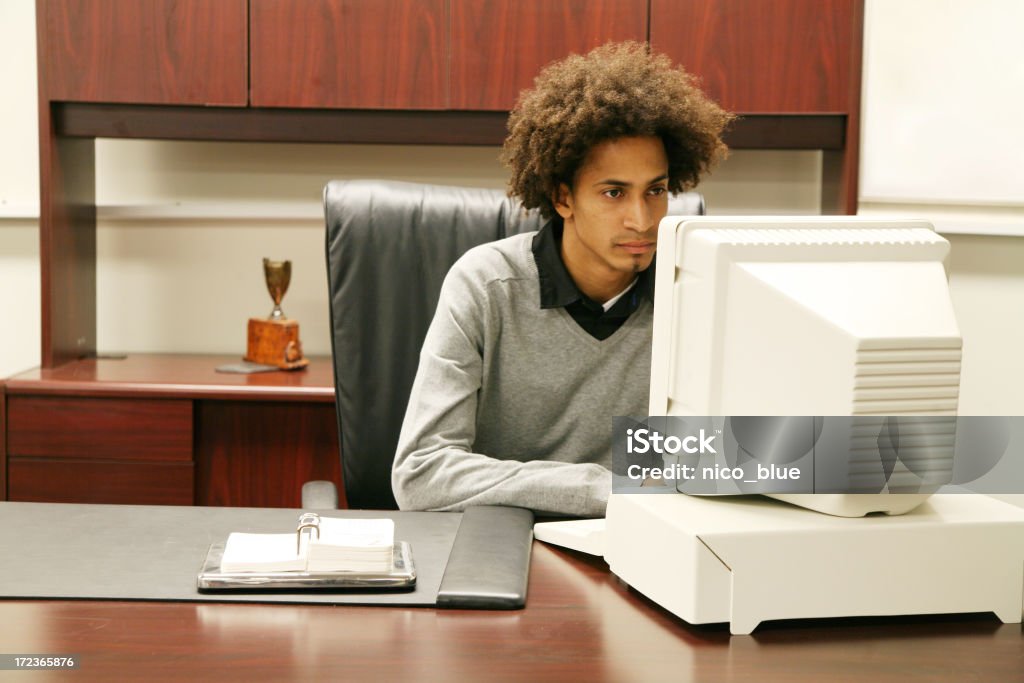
[245,258,308,370]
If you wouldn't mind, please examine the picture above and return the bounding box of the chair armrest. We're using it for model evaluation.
[301,480,339,509]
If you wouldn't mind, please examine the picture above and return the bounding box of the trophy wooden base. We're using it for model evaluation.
[245,318,309,370]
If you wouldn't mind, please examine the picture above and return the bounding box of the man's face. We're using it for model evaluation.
[554,135,670,301]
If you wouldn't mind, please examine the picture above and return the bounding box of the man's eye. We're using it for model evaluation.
[604,188,623,199]
[648,186,667,196]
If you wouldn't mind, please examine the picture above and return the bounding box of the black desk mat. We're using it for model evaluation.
[0,502,488,606]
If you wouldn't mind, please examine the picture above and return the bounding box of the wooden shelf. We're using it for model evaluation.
[55,103,847,150]
[5,353,336,402]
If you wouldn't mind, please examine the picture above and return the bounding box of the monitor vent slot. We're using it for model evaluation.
[853,343,962,415]
[845,415,959,490]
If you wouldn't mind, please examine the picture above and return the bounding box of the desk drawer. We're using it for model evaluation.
[7,457,193,505]
[7,396,192,462]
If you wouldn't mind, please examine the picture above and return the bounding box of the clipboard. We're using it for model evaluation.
[196,512,416,592]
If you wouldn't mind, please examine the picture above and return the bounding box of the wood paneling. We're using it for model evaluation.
[195,401,343,508]
[38,106,96,368]
[450,0,649,110]
[55,103,849,150]
[39,0,247,105]
[7,396,192,462]
[57,103,511,146]
[0,382,6,501]
[823,0,865,214]
[651,0,860,114]
[251,0,447,109]
[7,458,193,505]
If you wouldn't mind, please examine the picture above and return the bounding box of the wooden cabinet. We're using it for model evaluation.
[2,356,342,508]
[250,0,448,109]
[40,0,247,106]
[195,400,341,507]
[651,0,865,213]
[250,0,643,111]
[449,0,648,111]
[651,0,861,114]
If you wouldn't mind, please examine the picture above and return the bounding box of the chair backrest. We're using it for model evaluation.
[324,179,705,509]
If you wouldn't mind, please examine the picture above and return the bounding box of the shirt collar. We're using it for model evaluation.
[531,218,655,310]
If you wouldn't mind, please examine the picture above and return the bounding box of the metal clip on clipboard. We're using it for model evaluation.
[296,512,320,553]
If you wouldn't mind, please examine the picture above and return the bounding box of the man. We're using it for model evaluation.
[393,42,732,516]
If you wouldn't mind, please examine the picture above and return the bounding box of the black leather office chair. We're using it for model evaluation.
[306,179,705,510]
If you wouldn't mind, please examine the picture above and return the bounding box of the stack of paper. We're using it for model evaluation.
[221,517,395,573]
[305,517,395,573]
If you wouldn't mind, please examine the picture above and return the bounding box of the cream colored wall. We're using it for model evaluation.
[88,140,820,363]
[0,0,41,378]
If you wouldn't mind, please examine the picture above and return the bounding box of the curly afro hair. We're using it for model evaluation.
[502,41,734,218]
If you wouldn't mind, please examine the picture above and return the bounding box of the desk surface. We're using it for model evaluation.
[1,542,1020,683]
[5,353,336,402]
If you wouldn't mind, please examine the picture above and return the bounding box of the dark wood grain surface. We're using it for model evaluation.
[4,355,341,508]
[37,108,96,368]
[651,0,860,114]
[6,396,192,461]
[822,0,865,215]
[251,0,447,109]
[195,400,343,508]
[0,542,1018,682]
[5,354,336,402]
[40,0,247,105]
[450,0,648,111]
[56,103,848,151]
[7,458,193,505]
[0,382,6,501]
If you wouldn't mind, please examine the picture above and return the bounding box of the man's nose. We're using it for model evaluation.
[624,195,652,232]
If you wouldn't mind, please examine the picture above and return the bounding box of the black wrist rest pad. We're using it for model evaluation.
[0,502,533,608]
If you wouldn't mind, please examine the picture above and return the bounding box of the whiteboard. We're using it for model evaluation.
[860,0,1024,206]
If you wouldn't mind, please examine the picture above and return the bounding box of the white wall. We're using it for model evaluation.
[87,141,820,362]
[860,0,1024,207]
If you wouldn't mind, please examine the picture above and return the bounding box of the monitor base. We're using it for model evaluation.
[605,493,1024,635]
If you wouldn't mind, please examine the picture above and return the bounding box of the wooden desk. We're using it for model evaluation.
[1,354,342,507]
[0,542,1019,682]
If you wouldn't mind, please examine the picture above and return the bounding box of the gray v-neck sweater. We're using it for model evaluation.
[392,232,653,517]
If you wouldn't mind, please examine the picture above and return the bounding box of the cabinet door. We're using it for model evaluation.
[251,0,447,109]
[39,0,247,106]
[450,0,648,111]
[651,0,860,113]
[195,401,342,508]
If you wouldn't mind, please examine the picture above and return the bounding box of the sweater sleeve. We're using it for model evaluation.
[391,255,611,517]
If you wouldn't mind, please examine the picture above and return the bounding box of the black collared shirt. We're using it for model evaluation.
[531,219,654,341]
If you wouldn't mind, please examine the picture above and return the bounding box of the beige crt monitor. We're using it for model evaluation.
[594,217,1024,634]
[538,217,1024,633]
[648,216,962,517]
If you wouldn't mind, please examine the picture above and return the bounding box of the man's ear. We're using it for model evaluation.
[553,183,573,220]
